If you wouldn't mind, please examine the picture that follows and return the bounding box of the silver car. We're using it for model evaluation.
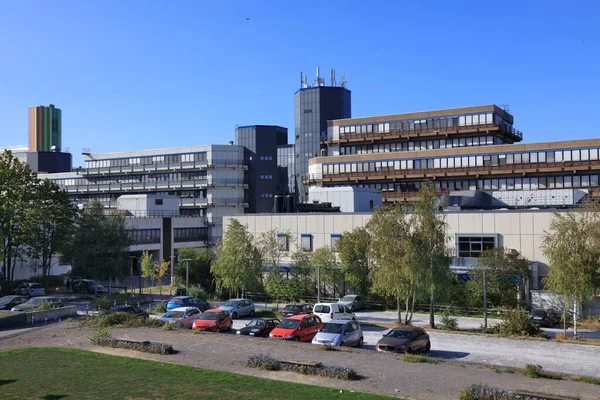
[11,296,63,312]
[159,307,202,328]
[312,320,363,348]
[337,294,365,312]
[14,282,46,298]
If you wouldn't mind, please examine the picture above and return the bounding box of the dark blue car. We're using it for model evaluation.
[166,296,210,312]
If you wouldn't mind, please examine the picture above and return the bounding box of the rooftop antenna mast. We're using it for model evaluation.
[340,73,346,88]
[330,68,336,86]
[300,71,303,88]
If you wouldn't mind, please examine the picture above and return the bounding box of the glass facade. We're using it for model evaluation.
[340,135,502,155]
[277,144,295,194]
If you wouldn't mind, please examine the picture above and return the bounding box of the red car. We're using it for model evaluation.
[269,314,323,342]
[192,309,232,332]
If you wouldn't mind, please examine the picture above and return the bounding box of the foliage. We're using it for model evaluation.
[467,247,531,309]
[0,348,385,400]
[64,202,131,282]
[257,230,295,303]
[402,354,439,364]
[542,204,600,337]
[95,296,113,311]
[572,375,600,385]
[91,336,175,354]
[246,354,358,380]
[91,327,110,339]
[79,312,161,328]
[147,301,167,314]
[366,204,422,324]
[522,364,564,380]
[337,227,372,298]
[139,251,154,280]
[174,247,216,291]
[210,219,262,297]
[154,259,170,291]
[439,312,459,331]
[34,301,57,311]
[187,284,207,300]
[411,182,452,328]
[498,308,542,337]
[311,246,339,298]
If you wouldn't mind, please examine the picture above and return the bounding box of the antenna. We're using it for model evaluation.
[341,73,346,88]
[300,71,303,88]
[330,68,336,86]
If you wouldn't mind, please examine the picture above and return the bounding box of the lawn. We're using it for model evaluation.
[0,348,392,400]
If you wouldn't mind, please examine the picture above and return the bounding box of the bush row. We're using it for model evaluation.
[79,312,162,328]
[246,354,358,381]
[91,335,174,355]
[460,384,564,400]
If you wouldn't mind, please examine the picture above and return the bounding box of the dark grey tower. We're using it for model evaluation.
[235,125,288,213]
[294,68,351,202]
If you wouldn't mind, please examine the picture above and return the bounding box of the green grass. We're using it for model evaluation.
[572,375,600,385]
[0,348,393,400]
[402,354,440,364]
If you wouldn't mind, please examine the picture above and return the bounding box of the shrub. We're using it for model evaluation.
[498,308,542,337]
[187,284,207,300]
[439,311,459,331]
[148,302,167,314]
[91,336,174,354]
[79,312,162,328]
[34,301,56,312]
[403,354,439,364]
[523,364,563,380]
[246,354,357,380]
[91,327,110,339]
[317,344,339,352]
[95,296,113,311]
[572,375,600,385]
[161,322,176,331]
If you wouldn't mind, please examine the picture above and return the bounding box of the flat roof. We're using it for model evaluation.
[84,144,244,161]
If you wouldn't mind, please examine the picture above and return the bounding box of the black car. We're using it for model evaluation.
[530,309,560,328]
[0,295,28,310]
[72,279,104,295]
[236,318,280,337]
[107,305,149,319]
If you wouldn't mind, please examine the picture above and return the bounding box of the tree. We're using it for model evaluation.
[311,246,339,300]
[468,247,531,309]
[65,202,131,286]
[288,246,314,300]
[366,204,422,324]
[256,230,293,306]
[140,250,154,285]
[0,150,38,282]
[25,179,77,285]
[337,227,372,298]
[174,248,216,291]
[154,259,170,293]
[210,219,262,297]
[542,207,600,337]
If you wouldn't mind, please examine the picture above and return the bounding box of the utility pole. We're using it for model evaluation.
[317,266,321,303]
[180,258,192,294]
[483,269,488,329]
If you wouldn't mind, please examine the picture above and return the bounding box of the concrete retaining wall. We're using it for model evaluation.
[25,306,77,325]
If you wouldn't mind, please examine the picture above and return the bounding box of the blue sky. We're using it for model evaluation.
[0,0,599,167]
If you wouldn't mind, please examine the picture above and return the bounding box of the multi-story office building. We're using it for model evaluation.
[277,144,295,195]
[29,104,62,152]
[40,144,247,244]
[235,125,288,213]
[305,104,600,205]
[294,68,351,202]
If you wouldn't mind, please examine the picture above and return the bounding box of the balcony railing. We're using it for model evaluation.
[82,159,246,176]
[383,189,450,201]
[325,123,523,144]
[304,159,600,184]
[61,178,246,193]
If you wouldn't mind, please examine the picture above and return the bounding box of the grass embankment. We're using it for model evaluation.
[0,348,392,400]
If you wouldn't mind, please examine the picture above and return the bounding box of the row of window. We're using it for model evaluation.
[86,152,208,168]
[127,229,161,245]
[260,175,273,179]
[342,173,600,192]
[322,148,600,176]
[259,156,274,161]
[277,234,341,252]
[340,135,500,155]
[174,228,208,243]
[337,112,510,137]
[261,193,274,198]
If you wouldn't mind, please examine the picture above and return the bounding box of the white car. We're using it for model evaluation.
[159,307,202,328]
[312,302,356,323]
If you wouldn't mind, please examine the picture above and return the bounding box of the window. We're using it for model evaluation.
[277,234,288,251]
[330,234,341,251]
[174,228,207,243]
[154,199,163,205]
[457,235,496,258]
[300,234,312,251]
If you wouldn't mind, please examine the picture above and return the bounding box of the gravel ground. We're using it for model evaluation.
[1,322,599,400]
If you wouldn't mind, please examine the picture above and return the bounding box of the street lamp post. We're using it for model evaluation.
[180,258,192,293]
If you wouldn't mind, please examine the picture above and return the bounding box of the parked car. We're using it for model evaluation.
[160,307,202,328]
[13,282,45,297]
[0,295,28,310]
[107,305,149,319]
[338,294,365,312]
[376,326,430,354]
[236,318,280,337]
[530,309,560,328]
[192,309,232,332]
[166,296,210,312]
[280,303,313,318]
[72,279,104,295]
[312,320,364,348]
[11,296,63,312]
[219,299,255,318]
[313,302,355,323]
[269,314,323,342]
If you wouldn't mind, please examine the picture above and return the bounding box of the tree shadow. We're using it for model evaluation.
[41,395,68,400]
[0,380,16,386]
[428,350,470,359]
